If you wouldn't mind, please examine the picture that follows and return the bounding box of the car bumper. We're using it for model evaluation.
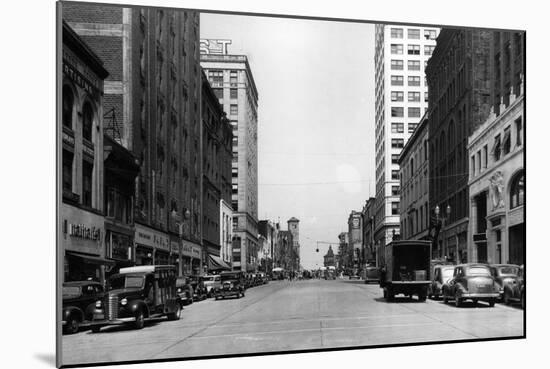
[460,292,500,299]
[216,289,240,297]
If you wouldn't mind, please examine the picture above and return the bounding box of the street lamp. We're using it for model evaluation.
[434,204,452,261]
[171,208,191,277]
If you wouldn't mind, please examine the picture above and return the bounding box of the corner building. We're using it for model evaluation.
[373,25,439,256]
[200,44,259,272]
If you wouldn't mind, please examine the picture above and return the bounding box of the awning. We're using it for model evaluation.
[272,267,284,272]
[65,251,116,266]
[208,254,231,271]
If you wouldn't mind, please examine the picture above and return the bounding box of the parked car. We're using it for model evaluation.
[176,277,194,306]
[257,272,269,284]
[363,266,380,284]
[428,265,455,299]
[349,269,361,280]
[490,264,521,302]
[244,273,254,289]
[62,280,105,334]
[90,265,181,332]
[501,265,525,306]
[442,264,500,307]
[202,274,222,297]
[188,275,207,301]
[214,271,246,299]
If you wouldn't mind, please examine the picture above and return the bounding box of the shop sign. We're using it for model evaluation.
[200,39,232,55]
[67,222,101,241]
[170,240,179,253]
[135,225,170,252]
[181,241,202,259]
[62,49,101,98]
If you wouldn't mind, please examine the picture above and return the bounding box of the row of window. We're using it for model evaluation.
[208,70,238,86]
[391,75,424,86]
[391,106,423,118]
[391,122,418,134]
[390,28,438,40]
[391,91,428,102]
[391,44,436,56]
[390,59,429,71]
[213,88,238,100]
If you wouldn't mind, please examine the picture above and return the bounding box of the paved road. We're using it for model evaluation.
[62,278,524,366]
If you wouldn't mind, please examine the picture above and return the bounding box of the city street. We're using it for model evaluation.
[62,278,524,366]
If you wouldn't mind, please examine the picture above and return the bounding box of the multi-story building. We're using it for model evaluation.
[258,220,277,272]
[61,21,109,283]
[467,31,524,265]
[337,232,349,270]
[275,228,294,272]
[200,40,259,272]
[361,198,377,266]
[373,24,439,258]
[324,246,335,267]
[220,199,233,266]
[62,3,203,275]
[201,70,233,271]
[287,217,300,270]
[348,211,363,268]
[425,28,494,262]
[398,113,430,241]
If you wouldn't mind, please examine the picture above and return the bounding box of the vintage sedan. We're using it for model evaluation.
[442,264,500,307]
[202,274,222,297]
[214,271,245,299]
[428,265,455,299]
[188,275,207,301]
[502,265,525,306]
[363,266,380,284]
[176,277,194,306]
[490,264,521,302]
[62,281,104,334]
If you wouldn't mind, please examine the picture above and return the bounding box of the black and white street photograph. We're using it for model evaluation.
[54,0,528,367]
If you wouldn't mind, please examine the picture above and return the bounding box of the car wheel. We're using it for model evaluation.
[488,298,495,307]
[168,305,181,321]
[383,289,387,299]
[521,292,525,309]
[65,316,79,335]
[134,310,145,329]
[443,294,448,304]
[91,325,101,333]
[472,299,478,306]
[454,291,462,307]
[418,293,427,302]
[215,295,219,300]
[387,288,394,302]
[503,290,511,305]
[242,290,245,298]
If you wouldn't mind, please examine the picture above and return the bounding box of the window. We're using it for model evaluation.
[515,117,522,146]
[82,102,94,142]
[408,76,421,86]
[510,172,524,208]
[230,88,238,99]
[213,88,223,99]
[492,134,502,161]
[471,155,476,176]
[62,150,73,192]
[391,107,404,117]
[408,107,421,117]
[391,123,404,133]
[232,183,238,194]
[483,145,488,168]
[407,29,420,39]
[424,29,437,40]
[424,90,429,102]
[392,170,399,180]
[230,104,238,115]
[503,126,511,155]
[392,202,400,215]
[392,138,404,148]
[230,120,238,130]
[391,75,404,86]
[391,28,403,38]
[392,186,400,196]
[424,45,435,55]
[82,160,93,207]
[391,59,404,70]
[408,92,421,102]
[476,150,481,173]
[230,70,238,86]
[232,136,238,147]
[407,44,420,55]
[392,154,399,164]
[209,70,224,85]
[408,123,418,133]
[391,44,403,54]
[391,91,404,101]
[407,60,420,71]
[63,86,74,129]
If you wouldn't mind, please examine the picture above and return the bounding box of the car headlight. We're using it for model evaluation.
[177,288,182,293]
[121,298,128,306]
[95,300,102,308]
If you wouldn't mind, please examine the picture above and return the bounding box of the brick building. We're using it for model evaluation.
[361,198,377,266]
[62,3,203,275]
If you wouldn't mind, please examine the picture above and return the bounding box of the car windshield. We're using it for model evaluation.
[108,275,144,290]
[221,273,238,281]
[441,268,454,280]
[202,276,214,281]
[62,286,81,297]
[498,266,519,276]
[467,266,491,276]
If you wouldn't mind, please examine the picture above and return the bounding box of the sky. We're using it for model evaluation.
[201,13,376,269]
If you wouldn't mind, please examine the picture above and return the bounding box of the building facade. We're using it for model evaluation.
[61,21,110,284]
[398,113,430,241]
[62,3,204,276]
[324,246,335,267]
[287,217,300,269]
[258,220,277,273]
[467,29,524,265]
[348,211,363,268]
[426,28,494,262]
[200,41,259,272]
[361,198,377,266]
[337,232,350,270]
[220,199,233,266]
[373,25,439,257]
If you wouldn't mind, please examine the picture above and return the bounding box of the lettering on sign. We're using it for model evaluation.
[62,59,101,98]
[68,223,101,241]
[200,39,232,55]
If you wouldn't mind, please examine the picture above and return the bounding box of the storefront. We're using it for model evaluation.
[61,204,111,283]
[169,236,180,272]
[104,222,134,278]
[181,239,202,275]
[134,223,170,266]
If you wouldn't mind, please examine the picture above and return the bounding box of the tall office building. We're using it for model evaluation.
[200,40,259,272]
[373,25,439,252]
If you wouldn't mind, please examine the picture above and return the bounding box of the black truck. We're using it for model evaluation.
[379,240,431,302]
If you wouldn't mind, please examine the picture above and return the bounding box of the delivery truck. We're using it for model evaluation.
[379,240,432,302]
